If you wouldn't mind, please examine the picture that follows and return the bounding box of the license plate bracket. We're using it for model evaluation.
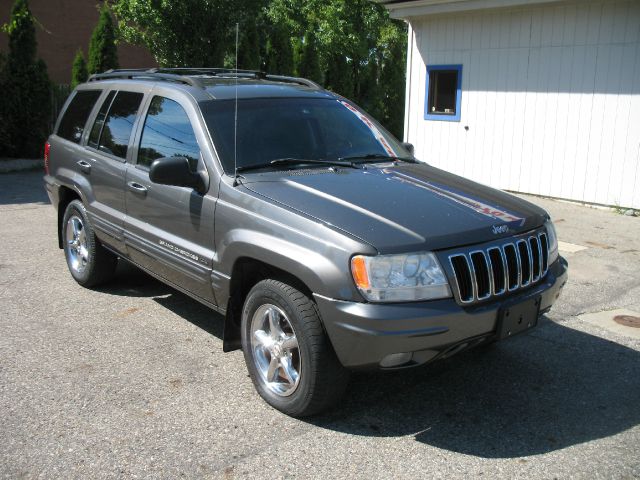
[497,296,541,340]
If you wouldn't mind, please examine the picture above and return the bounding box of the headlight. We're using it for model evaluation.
[545,220,559,264]
[351,252,451,302]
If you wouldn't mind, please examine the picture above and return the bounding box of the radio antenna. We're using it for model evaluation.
[233,22,240,186]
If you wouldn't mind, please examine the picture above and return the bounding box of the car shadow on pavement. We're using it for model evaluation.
[95,262,173,298]
[153,294,224,339]
[96,261,225,339]
[310,316,640,459]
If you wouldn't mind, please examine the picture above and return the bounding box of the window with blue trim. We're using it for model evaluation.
[425,65,462,122]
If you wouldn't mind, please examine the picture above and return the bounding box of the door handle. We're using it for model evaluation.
[77,160,91,174]
[127,181,148,195]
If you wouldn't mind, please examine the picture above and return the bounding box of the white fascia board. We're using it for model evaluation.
[382,0,565,19]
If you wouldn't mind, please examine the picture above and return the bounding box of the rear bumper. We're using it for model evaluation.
[314,256,568,370]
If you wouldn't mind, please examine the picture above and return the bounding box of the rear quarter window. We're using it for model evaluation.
[57,90,102,143]
[93,91,143,159]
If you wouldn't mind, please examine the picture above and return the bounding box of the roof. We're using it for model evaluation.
[201,78,335,100]
[86,69,331,101]
[374,0,565,19]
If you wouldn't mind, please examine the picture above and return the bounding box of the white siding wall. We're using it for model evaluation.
[405,0,640,208]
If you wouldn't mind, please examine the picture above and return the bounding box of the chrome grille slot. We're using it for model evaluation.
[470,251,491,300]
[529,236,541,281]
[517,240,531,286]
[449,254,474,303]
[539,233,549,273]
[487,247,506,295]
[503,243,519,291]
[447,229,551,305]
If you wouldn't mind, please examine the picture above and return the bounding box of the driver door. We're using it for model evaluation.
[124,91,217,304]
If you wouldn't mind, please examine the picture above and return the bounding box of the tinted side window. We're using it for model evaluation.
[88,91,116,149]
[97,91,144,159]
[138,96,200,170]
[57,90,102,143]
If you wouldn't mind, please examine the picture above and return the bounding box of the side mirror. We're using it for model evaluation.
[401,142,415,157]
[149,157,207,194]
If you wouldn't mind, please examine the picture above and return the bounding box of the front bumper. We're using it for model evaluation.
[314,256,568,370]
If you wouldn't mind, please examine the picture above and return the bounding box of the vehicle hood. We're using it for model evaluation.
[241,163,548,253]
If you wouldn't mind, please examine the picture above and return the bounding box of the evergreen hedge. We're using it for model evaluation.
[0,0,51,158]
[71,49,88,88]
[87,3,119,74]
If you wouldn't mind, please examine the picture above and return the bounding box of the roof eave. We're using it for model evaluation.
[375,0,566,19]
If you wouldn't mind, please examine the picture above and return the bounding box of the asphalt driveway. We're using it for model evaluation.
[1,171,639,479]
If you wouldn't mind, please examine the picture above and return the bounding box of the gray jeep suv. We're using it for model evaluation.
[44,68,567,417]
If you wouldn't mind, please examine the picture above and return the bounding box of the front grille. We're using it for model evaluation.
[448,231,549,305]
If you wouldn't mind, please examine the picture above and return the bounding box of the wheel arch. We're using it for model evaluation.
[57,186,82,248]
[222,256,316,353]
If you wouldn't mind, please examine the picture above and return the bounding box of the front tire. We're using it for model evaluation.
[62,200,117,287]
[241,279,349,417]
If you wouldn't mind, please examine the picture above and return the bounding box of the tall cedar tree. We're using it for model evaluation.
[237,21,262,70]
[88,3,119,74]
[324,53,354,100]
[71,49,88,87]
[297,29,322,84]
[265,24,293,75]
[0,0,51,158]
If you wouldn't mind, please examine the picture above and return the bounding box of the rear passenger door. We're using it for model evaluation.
[124,91,217,304]
[82,89,145,253]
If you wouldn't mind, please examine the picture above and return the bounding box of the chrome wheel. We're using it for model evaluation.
[250,304,301,397]
[65,215,89,274]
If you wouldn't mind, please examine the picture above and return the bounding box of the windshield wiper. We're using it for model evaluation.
[236,158,357,173]
[338,153,418,163]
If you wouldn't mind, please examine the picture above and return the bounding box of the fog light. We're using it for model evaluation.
[380,352,412,368]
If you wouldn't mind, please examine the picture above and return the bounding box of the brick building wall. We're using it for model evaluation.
[0,0,157,84]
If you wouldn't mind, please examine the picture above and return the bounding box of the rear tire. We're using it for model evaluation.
[62,200,117,288]
[241,279,349,417]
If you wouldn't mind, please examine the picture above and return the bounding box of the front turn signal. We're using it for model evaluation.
[351,255,370,290]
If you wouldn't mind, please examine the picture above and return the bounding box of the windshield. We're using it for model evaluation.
[200,97,410,173]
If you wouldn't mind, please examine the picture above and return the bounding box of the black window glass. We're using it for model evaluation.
[138,96,200,170]
[201,98,408,174]
[427,69,459,115]
[97,91,143,159]
[88,91,116,149]
[57,90,101,143]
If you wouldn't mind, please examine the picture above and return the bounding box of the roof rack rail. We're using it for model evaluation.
[149,67,261,75]
[146,68,322,89]
[87,68,323,90]
[87,69,206,89]
[263,74,321,90]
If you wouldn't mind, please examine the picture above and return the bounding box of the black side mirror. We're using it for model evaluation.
[149,157,207,194]
[401,142,415,157]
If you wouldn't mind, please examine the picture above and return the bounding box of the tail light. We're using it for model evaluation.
[44,141,51,175]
